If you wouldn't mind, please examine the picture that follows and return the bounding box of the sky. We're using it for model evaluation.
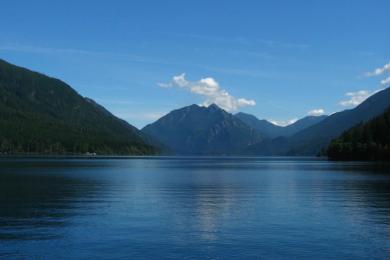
[0,0,389,128]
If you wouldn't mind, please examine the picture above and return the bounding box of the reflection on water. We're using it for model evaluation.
[1,157,390,259]
[0,162,102,241]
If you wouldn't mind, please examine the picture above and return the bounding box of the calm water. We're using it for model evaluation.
[1,157,390,259]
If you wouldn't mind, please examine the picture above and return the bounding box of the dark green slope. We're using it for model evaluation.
[142,104,263,155]
[0,59,157,155]
[327,107,390,161]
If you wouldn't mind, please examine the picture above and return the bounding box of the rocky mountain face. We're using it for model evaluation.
[142,104,263,155]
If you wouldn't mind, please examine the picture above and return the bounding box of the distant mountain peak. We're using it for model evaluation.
[142,104,262,155]
[208,103,221,109]
[188,104,200,109]
[182,103,225,114]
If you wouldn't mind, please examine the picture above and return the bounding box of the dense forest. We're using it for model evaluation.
[327,107,390,161]
[0,59,157,155]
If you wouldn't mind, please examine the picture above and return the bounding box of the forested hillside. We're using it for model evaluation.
[0,59,157,155]
[327,107,390,161]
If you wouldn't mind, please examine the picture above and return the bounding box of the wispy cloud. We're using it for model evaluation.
[269,118,298,127]
[339,90,381,107]
[158,73,255,112]
[0,43,189,67]
[181,34,309,49]
[381,77,390,86]
[365,62,390,77]
[340,62,390,107]
[0,43,276,79]
[198,65,275,79]
[0,44,100,56]
[308,109,325,116]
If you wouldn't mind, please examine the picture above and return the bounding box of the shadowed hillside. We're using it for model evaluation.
[327,107,390,161]
[0,59,157,155]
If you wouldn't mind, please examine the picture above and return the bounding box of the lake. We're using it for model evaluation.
[1,157,390,259]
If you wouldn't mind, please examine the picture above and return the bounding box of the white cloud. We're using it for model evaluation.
[157,82,172,88]
[237,98,256,106]
[269,118,298,127]
[158,73,256,112]
[337,62,389,109]
[365,62,390,76]
[381,76,390,86]
[308,109,325,116]
[339,90,381,107]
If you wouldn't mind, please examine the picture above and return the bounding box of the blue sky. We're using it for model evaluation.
[1,0,389,128]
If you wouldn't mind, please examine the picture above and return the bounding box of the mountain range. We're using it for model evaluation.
[1,58,390,158]
[235,112,327,138]
[244,87,390,156]
[143,88,390,156]
[142,105,331,155]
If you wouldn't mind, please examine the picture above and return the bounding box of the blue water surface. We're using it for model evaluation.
[1,157,390,259]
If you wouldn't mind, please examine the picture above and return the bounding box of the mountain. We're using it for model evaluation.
[288,87,390,155]
[283,115,328,136]
[142,104,263,155]
[0,58,157,155]
[235,112,327,138]
[234,112,284,138]
[327,106,390,161]
[245,87,390,156]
